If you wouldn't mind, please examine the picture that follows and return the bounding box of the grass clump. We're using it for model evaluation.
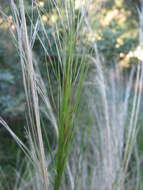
[0,0,88,189]
[1,1,143,190]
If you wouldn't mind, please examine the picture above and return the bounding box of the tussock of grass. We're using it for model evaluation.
[1,0,87,189]
[1,1,143,190]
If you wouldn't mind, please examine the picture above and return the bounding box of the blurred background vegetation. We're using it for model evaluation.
[0,0,143,188]
[0,0,141,116]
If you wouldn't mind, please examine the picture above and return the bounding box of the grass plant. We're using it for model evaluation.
[0,0,87,189]
[0,0,143,190]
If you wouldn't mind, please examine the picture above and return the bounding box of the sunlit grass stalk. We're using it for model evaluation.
[84,5,143,189]
[10,0,50,189]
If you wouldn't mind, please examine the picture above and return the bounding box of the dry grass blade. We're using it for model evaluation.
[19,0,48,189]
[0,117,32,162]
[9,0,49,189]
